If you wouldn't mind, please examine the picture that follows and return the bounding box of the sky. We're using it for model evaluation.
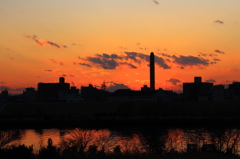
[1,0,240,94]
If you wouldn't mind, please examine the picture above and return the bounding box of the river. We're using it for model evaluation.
[2,127,240,154]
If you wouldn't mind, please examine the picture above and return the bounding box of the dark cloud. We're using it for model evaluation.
[43,70,53,72]
[172,55,210,66]
[120,63,137,69]
[166,78,181,85]
[213,58,221,62]
[0,82,5,84]
[214,49,225,54]
[0,86,24,91]
[160,53,172,58]
[61,74,67,77]
[82,51,220,70]
[86,56,118,69]
[125,52,170,69]
[83,52,170,69]
[59,61,64,66]
[50,59,57,64]
[206,79,216,83]
[24,35,67,49]
[79,63,92,67]
[198,52,208,57]
[160,52,220,67]
[214,20,224,24]
[47,41,60,48]
[153,0,159,4]
[70,74,75,77]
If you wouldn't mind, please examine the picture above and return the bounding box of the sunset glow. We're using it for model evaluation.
[1,0,240,94]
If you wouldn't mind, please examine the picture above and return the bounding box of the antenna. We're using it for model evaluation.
[101,81,106,91]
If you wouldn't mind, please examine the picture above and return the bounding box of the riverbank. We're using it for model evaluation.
[0,101,240,129]
[1,116,240,129]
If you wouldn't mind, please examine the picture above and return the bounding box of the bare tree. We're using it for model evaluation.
[94,129,117,153]
[0,129,22,148]
[59,128,96,153]
[209,128,240,154]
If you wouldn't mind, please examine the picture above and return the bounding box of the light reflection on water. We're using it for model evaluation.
[6,128,240,154]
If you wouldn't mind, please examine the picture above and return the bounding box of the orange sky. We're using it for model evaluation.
[1,0,240,94]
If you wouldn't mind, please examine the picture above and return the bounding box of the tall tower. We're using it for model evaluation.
[150,52,155,90]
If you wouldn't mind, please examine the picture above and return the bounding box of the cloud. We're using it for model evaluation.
[214,20,224,24]
[206,79,216,83]
[160,52,221,68]
[61,74,67,77]
[166,78,181,85]
[120,63,137,69]
[82,51,218,70]
[59,61,64,66]
[213,58,221,62]
[86,56,118,69]
[0,86,24,91]
[0,82,5,84]
[47,41,60,48]
[214,49,225,54]
[79,63,92,67]
[171,55,210,66]
[106,83,131,92]
[69,74,75,77]
[153,0,159,4]
[43,70,53,72]
[50,59,58,64]
[125,52,170,69]
[82,52,171,69]
[24,35,67,49]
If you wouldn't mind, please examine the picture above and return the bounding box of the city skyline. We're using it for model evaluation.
[1,0,240,94]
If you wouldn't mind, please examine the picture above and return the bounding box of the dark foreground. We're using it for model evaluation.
[0,145,240,159]
[1,101,240,128]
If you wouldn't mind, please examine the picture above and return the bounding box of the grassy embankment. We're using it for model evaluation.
[0,101,240,128]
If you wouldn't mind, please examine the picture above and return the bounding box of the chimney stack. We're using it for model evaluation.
[150,52,155,90]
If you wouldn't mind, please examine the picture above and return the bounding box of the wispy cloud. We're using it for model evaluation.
[153,0,159,4]
[43,70,53,72]
[79,63,92,67]
[206,79,216,83]
[214,20,224,24]
[24,35,67,49]
[49,59,58,64]
[0,86,24,91]
[214,49,225,54]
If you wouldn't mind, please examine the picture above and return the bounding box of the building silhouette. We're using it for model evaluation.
[183,77,213,101]
[38,77,70,102]
[81,84,110,102]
